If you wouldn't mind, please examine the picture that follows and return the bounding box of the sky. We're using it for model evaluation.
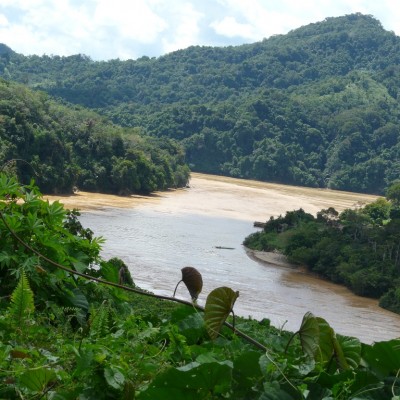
[0,0,399,61]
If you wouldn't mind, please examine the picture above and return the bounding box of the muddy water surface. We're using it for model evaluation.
[50,173,400,343]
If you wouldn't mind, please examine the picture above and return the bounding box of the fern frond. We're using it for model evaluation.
[9,271,35,324]
[89,302,110,338]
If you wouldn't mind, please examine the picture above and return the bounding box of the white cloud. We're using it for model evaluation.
[161,2,204,54]
[210,0,313,41]
[0,0,46,8]
[0,14,9,26]
[0,0,399,60]
[93,0,167,43]
[211,0,400,42]
[210,16,255,39]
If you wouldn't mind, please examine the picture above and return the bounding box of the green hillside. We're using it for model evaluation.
[1,13,400,193]
[0,79,189,194]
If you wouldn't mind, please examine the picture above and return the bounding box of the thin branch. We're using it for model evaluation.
[173,279,182,297]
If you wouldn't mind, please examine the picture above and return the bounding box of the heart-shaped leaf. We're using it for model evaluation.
[297,312,319,358]
[174,266,203,300]
[315,316,335,365]
[181,266,203,300]
[204,286,239,340]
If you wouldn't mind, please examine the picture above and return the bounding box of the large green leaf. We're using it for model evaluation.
[297,312,320,358]
[332,334,349,371]
[71,259,89,274]
[362,339,400,379]
[204,286,239,340]
[315,317,335,365]
[305,383,332,400]
[47,390,81,400]
[346,371,384,399]
[336,334,361,370]
[137,360,233,400]
[73,348,94,377]
[19,367,56,392]
[291,313,335,367]
[233,350,263,394]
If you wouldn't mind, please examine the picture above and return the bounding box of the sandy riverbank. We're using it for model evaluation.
[246,248,295,269]
[46,172,379,218]
[45,189,173,211]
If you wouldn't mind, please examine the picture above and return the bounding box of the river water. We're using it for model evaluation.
[77,173,400,343]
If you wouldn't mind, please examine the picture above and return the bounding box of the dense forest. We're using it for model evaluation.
[0,79,189,194]
[1,13,400,194]
[244,183,400,315]
[1,174,400,399]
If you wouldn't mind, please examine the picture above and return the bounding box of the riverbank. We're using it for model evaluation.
[246,248,295,269]
[46,172,379,218]
[45,189,182,211]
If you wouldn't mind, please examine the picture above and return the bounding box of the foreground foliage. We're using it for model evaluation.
[0,174,399,399]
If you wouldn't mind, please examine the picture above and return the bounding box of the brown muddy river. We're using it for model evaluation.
[51,173,400,343]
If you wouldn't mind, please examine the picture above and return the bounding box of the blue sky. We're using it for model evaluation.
[0,0,399,61]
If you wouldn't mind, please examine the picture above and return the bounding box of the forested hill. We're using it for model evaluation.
[1,13,400,194]
[0,79,189,194]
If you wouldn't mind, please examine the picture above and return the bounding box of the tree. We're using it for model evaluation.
[111,158,140,194]
[386,182,400,206]
[362,197,391,224]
